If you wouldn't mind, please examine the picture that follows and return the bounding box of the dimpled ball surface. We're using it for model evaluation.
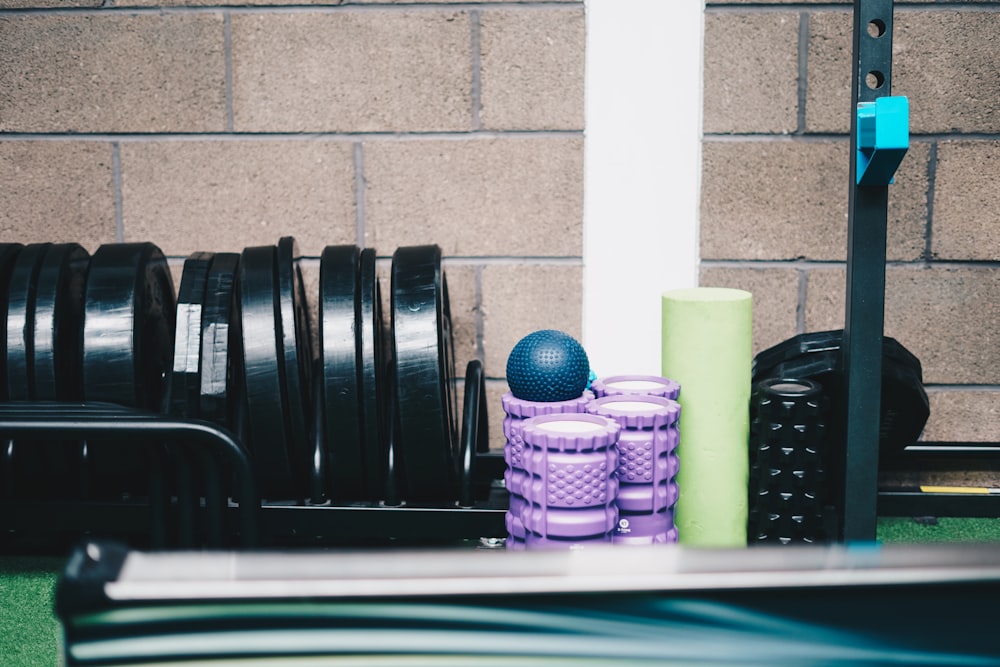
[506,330,590,402]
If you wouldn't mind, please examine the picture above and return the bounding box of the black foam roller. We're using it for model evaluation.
[748,378,830,545]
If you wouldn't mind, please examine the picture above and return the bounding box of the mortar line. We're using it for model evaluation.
[474,265,485,363]
[796,267,808,334]
[353,141,367,247]
[706,3,1000,12]
[224,12,234,132]
[0,130,581,142]
[924,142,938,265]
[470,9,483,131]
[111,142,124,243]
[796,12,809,135]
[0,3,583,16]
[375,256,583,266]
[924,384,1000,392]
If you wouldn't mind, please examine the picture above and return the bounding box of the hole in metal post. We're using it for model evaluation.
[866,70,886,90]
[867,19,886,38]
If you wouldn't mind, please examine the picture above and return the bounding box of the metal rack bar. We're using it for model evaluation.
[0,361,503,549]
[842,0,896,541]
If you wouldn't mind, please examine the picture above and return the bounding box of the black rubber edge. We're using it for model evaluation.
[319,244,364,500]
[0,244,24,402]
[32,243,89,401]
[276,236,313,499]
[6,243,51,399]
[390,244,457,504]
[238,244,294,499]
[358,247,386,502]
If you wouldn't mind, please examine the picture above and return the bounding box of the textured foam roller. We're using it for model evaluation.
[587,394,680,545]
[501,391,592,550]
[520,412,620,549]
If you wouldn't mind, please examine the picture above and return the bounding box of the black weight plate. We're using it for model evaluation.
[199,252,240,429]
[33,243,89,400]
[31,243,90,498]
[6,243,51,399]
[82,242,175,410]
[169,252,214,419]
[358,247,386,500]
[276,237,313,498]
[4,243,50,497]
[238,245,294,499]
[390,244,458,503]
[319,244,364,500]
[0,243,23,402]
[751,330,929,460]
[82,242,175,496]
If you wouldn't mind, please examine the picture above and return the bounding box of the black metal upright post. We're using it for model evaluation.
[842,0,895,541]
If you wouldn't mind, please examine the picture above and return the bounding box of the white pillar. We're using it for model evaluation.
[583,0,705,376]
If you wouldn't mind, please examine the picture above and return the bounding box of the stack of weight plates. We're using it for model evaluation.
[0,239,470,510]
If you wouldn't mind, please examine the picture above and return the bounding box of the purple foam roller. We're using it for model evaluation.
[590,374,680,400]
[520,413,620,549]
[587,394,680,545]
[502,391,593,550]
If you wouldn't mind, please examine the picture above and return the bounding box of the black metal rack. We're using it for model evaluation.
[845,0,1000,535]
[0,360,507,550]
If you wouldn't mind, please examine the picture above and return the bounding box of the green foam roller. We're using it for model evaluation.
[661,287,752,547]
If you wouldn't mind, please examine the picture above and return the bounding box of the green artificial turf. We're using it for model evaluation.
[3,518,1000,666]
[0,556,63,667]
[877,515,1000,544]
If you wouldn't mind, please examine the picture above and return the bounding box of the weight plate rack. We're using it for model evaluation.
[0,240,505,551]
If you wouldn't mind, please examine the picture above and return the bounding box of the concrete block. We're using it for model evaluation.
[806,266,1000,384]
[120,140,356,256]
[480,263,582,380]
[0,14,225,133]
[894,12,1000,134]
[0,141,117,249]
[932,141,1000,260]
[231,11,471,133]
[363,136,583,257]
[703,12,799,134]
[806,10,851,134]
[806,11,1000,134]
[479,7,585,131]
[0,0,99,6]
[922,389,1000,443]
[699,266,800,355]
[700,140,927,261]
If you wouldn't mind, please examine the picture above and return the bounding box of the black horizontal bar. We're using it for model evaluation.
[0,402,258,546]
[878,491,1000,518]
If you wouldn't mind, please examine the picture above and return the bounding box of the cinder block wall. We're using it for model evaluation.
[6,1,997,453]
[0,0,584,450]
[702,1,1000,444]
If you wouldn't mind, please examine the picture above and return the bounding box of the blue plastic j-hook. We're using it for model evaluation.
[856,95,909,187]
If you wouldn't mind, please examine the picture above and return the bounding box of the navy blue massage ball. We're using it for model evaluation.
[506,329,591,402]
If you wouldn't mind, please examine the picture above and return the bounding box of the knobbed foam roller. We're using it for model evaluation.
[506,330,590,403]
